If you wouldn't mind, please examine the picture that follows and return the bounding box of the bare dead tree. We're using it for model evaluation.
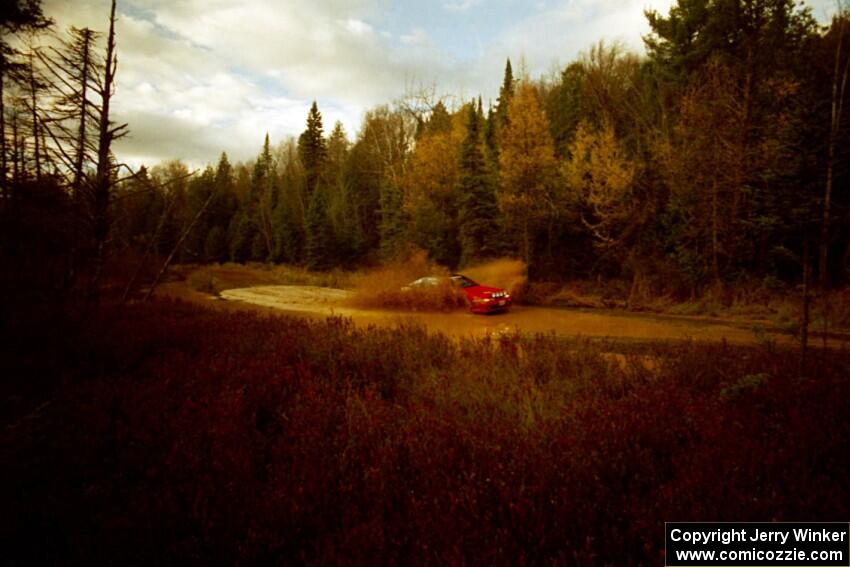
[0,4,51,198]
[801,232,811,374]
[22,37,48,180]
[37,27,101,196]
[0,53,9,200]
[37,26,102,288]
[10,109,21,184]
[820,4,850,286]
[88,0,128,297]
[396,81,443,122]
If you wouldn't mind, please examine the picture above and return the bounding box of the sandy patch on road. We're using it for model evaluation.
[220,286,353,314]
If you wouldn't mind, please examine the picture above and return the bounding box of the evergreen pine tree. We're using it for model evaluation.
[495,58,515,128]
[304,183,335,270]
[427,100,452,135]
[215,152,233,188]
[487,60,515,169]
[228,211,255,263]
[208,152,238,243]
[272,142,306,264]
[252,133,273,196]
[458,105,501,265]
[379,179,406,260]
[204,226,228,262]
[484,103,499,168]
[298,101,327,196]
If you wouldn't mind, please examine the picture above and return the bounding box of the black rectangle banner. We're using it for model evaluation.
[666,523,849,566]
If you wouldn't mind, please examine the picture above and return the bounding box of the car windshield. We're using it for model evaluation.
[409,277,440,288]
[451,275,478,289]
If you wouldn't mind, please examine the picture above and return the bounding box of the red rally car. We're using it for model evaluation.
[406,274,513,314]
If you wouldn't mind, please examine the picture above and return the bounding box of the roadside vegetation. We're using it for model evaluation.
[4,298,849,565]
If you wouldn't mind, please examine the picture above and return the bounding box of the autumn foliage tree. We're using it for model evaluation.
[498,82,559,269]
[657,58,749,288]
[563,119,635,249]
[403,105,463,267]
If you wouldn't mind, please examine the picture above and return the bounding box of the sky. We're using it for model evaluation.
[41,0,840,169]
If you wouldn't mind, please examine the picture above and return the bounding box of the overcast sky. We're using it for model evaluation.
[42,0,839,169]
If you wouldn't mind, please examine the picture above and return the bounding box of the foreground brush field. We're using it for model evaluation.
[3,296,849,565]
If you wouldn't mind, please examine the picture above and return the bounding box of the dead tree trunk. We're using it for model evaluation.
[89,0,127,297]
[820,14,850,286]
[26,49,41,180]
[801,234,811,375]
[11,111,20,185]
[69,29,95,289]
[1,62,7,201]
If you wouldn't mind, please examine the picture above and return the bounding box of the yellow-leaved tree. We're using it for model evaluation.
[562,119,635,247]
[402,109,465,266]
[499,82,559,267]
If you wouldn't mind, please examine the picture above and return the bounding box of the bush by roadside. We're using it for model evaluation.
[2,298,848,565]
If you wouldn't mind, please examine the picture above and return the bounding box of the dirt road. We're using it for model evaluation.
[219,285,798,344]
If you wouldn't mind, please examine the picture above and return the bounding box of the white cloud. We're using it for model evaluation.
[42,0,834,170]
[443,0,484,12]
[37,0,689,168]
[400,28,430,46]
[40,0,394,167]
[498,0,677,72]
[345,18,373,36]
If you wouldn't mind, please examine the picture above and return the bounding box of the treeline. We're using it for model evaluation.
[3,0,850,299]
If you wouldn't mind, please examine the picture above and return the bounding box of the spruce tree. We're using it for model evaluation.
[304,183,334,270]
[378,179,406,260]
[427,100,452,135]
[252,133,273,194]
[487,60,515,169]
[204,226,228,262]
[248,134,276,260]
[495,58,515,128]
[228,211,255,263]
[272,141,306,264]
[484,104,499,168]
[298,101,327,196]
[458,105,500,265]
[208,152,237,241]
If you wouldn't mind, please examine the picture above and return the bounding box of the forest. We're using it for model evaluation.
[2,0,850,565]
[2,0,849,304]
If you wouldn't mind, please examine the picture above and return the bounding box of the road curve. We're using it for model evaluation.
[219,285,794,344]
